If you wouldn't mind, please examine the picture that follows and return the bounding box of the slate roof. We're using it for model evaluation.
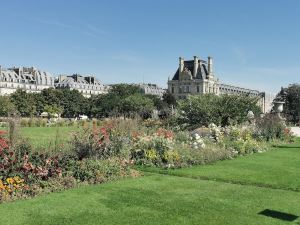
[0,67,54,85]
[171,59,209,81]
[55,74,103,88]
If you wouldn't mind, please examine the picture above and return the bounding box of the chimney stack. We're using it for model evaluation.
[179,57,184,73]
[193,56,199,77]
[208,56,213,76]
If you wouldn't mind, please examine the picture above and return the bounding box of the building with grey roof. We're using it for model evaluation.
[168,56,220,100]
[168,56,273,112]
[55,74,109,98]
[0,66,54,95]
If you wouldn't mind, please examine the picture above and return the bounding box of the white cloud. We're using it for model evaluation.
[35,18,73,29]
[34,18,107,39]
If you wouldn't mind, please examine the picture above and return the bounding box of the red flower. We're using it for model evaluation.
[0,130,7,135]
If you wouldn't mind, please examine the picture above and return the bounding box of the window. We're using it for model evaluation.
[171,86,174,93]
[186,86,190,93]
[197,86,200,93]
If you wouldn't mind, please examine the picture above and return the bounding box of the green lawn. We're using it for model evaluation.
[0,174,300,225]
[1,126,78,151]
[141,139,300,191]
[0,139,300,224]
[20,126,78,149]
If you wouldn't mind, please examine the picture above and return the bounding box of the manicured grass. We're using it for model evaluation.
[1,126,79,151]
[141,139,300,191]
[0,174,300,225]
[20,126,78,149]
[1,136,300,224]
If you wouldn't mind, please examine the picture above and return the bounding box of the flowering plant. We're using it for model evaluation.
[72,124,114,160]
[190,133,205,149]
[208,123,222,142]
[130,128,175,166]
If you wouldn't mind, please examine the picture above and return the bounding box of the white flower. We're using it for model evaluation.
[195,135,200,140]
[197,139,203,144]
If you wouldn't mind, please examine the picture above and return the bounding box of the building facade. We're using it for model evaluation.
[168,56,274,112]
[138,83,166,98]
[0,66,54,95]
[168,56,219,99]
[54,74,109,98]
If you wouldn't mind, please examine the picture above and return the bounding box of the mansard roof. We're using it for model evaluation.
[55,74,103,87]
[171,59,209,81]
[0,66,54,85]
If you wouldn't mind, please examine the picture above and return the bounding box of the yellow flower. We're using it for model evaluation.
[0,180,5,190]
[13,176,24,184]
[145,149,157,160]
[6,178,14,184]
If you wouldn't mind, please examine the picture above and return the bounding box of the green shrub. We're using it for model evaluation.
[174,131,190,144]
[177,94,261,127]
[255,114,286,141]
[71,125,118,160]
[72,158,129,184]
[28,118,34,127]
[20,118,28,127]
[38,176,78,192]
[57,120,66,127]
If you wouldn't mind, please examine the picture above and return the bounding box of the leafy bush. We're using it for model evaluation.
[131,128,174,166]
[20,119,28,127]
[71,123,121,160]
[255,114,287,141]
[177,94,261,128]
[72,157,131,184]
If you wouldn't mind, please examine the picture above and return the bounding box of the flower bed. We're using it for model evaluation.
[0,116,294,203]
[0,127,137,203]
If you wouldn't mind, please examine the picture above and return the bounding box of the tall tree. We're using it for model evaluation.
[278,84,300,124]
[10,89,36,117]
[178,94,261,127]
[110,84,140,97]
[0,96,16,116]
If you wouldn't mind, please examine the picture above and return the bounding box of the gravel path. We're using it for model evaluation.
[291,127,300,137]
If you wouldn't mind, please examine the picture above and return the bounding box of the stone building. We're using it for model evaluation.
[54,74,109,98]
[168,56,272,112]
[0,66,54,95]
[219,84,261,97]
[138,83,166,98]
[168,56,219,99]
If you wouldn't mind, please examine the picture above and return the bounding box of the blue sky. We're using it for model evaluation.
[0,0,299,94]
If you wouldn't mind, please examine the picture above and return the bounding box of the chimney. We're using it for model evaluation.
[193,56,198,77]
[179,57,184,73]
[208,56,213,75]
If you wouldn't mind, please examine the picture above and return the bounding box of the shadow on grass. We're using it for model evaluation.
[258,209,298,222]
[273,146,300,149]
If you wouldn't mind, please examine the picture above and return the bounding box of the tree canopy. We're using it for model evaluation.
[178,94,262,127]
[277,84,300,124]
[2,84,175,118]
